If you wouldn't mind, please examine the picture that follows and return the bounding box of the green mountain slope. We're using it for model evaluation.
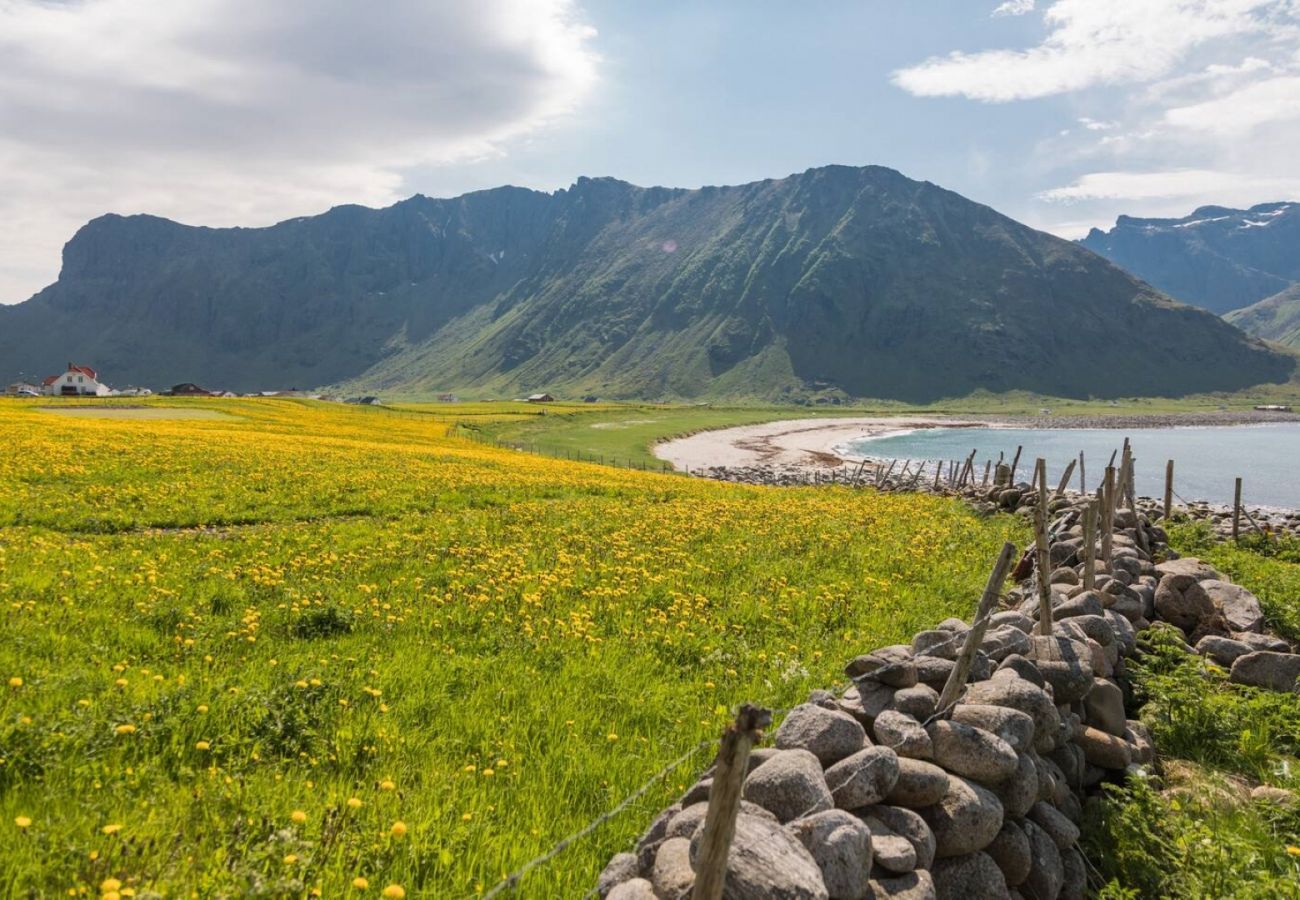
[1226,283,1300,350]
[0,165,1292,401]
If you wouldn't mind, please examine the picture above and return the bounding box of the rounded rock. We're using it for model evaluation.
[743,749,834,823]
[919,776,1004,858]
[777,704,868,766]
[825,746,901,810]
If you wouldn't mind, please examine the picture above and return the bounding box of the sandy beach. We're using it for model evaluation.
[652,416,992,471]
[652,409,1300,475]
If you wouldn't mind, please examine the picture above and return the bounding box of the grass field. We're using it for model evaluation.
[0,398,1023,897]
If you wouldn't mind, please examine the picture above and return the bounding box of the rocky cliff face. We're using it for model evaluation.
[1,166,1292,400]
[1080,203,1300,315]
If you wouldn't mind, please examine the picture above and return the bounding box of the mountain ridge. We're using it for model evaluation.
[0,165,1292,400]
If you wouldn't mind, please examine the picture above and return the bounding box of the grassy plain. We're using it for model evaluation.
[0,397,1023,897]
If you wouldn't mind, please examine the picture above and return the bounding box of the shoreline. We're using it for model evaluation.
[652,410,1300,473]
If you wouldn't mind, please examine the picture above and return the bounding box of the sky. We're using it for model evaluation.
[2,0,1300,303]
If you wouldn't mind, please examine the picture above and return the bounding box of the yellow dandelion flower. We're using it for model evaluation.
[196,704,209,714]
[7,676,22,688]
[195,741,210,751]
[100,878,122,892]
[346,797,363,809]
[352,876,370,889]
[101,823,123,835]
[1288,845,1300,857]
[607,733,618,741]
[381,886,405,899]
[379,779,395,791]
[461,812,472,821]
[291,810,308,824]
[114,723,136,735]
[14,815,32,829]
[113,678,128,688]
[283,854,298,865]
[390,821,407,837]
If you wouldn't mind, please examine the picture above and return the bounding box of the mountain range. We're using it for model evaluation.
[0,165,1292,401]
[1080,203,1300,351]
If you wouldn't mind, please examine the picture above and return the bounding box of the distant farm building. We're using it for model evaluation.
[5,381,39,397]
[42,363,111,397]
[167,383,213,397]
[526,393,555,403]
[437,393,459,403]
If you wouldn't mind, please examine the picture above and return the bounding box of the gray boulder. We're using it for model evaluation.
[597,852,638,897]
[862,804,937,870]
[651,837,695,898]
[777,704,868,765]
[873,710,933,760]
[950,705,1036,753]
[1027,800,1080,850]
[919,775,1005,858]
[1233,632,1291,653]
[1025,635,1094,703]
[984,820,1031,887]
[1154,574,1214,632]
[743,749,834,823]
[787,810,873,900]
[838,683,896,725]
[688,813,829,900]
[1081,678,1126,736]
[1074,725,1133,770]
[963,672,1061,751]
[890,685,940,721]
[1020,818,1064,900]
[1229,651,1300,693]
[930,852,1009,900]
[927,720,1019,785]
[991,752,1038,820]
[1155,558,1220,581]
[1200,580,1264,633]
[846,646,918,688]
[857,814,917,875]
[825,746,901,810]
[868,870,936,900]
[607,879,656,900]
[885,758,951,809]
[1061,846,1087,900]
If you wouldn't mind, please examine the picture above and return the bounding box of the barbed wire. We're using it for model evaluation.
[480,737,715,899]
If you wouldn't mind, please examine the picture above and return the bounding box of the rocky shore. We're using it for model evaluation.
[595,481,1300,899]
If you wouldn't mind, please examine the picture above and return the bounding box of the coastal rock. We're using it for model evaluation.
[787,810,873,900]
[873,711,933,759]
[861,804,937,871]
[1154,558,1221,582]
[688,813,830,899]
[1154,574,1215,632]
[1200,580,1265,633]
[743,749,834,823]
[1229,651,1300,693]
[825,747,900,810]
[919,776,1004,858]
[1233,632,1291,653]
[930,852,1009,900]
[777,704,868,765]
[885,758,951,809]
[1195,635,1254,667]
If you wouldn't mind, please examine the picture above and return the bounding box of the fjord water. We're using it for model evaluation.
[846,423,1300,508]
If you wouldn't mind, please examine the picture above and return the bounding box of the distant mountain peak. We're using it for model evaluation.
[1,165,1291,400]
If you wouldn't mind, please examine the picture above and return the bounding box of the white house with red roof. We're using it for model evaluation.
[42,363,112,397]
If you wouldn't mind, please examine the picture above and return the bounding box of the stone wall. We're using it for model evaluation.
[593,485,1299,899]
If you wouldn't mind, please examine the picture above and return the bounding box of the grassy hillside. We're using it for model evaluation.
[1227,283,1300,351]
[0,398,1022,896]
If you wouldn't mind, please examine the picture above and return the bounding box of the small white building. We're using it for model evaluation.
[42,363,112,397]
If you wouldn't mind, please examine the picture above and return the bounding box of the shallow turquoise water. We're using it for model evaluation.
[843,424,1300,508]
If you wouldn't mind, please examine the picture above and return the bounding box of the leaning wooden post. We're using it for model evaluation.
[1233,477,1243,541]
[1009,445,1023,483]
[982,460,991,488]
[1053,458,1077,500]
[1033,459,1054,636]
[1082,500,1097,592]
[935,541,1018,717]
[1101,466,1116,564]
[1163,460,1174,521]
[693,704,773,900]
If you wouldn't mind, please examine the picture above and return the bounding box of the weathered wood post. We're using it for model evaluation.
[693,704,773,900]
[982,460,991,488]
[1163,460,1174,521]
[935,541,1018,717]
[1053,458,1077,500]
[1101,466,1116,564]
[1078,451,1086,494]
[1033,459,1054,636]
[1009,445,1023,483]
[1233,477,1243,541]
[1082,500,1097,592]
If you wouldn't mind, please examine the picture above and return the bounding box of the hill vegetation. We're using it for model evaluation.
[0,166,1291,401]
[1227,283,1300,351]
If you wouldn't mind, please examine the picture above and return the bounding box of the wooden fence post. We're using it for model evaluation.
[1078,451,1086,494]
[1233,477,1243,541]
[693,704,773,900]
[1101,466,1116,565]
[935,541,1018,717]
[1033,459,1054,636]
[1053,458,1077,500]
[982,460,991,488]
[1163,460,1174,521]
[1082,500,1097,592]
[1009,446,1023,484]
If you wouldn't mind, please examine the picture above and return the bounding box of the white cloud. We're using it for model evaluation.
[1039,169,1300,201]
[992,0,1036,17]
[1078,117,1118,130]
[0,0,599,302]
[893,0,1279,102]
[1163,74,1300,132]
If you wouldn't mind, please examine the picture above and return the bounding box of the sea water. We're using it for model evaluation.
[842,423,1300,508]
